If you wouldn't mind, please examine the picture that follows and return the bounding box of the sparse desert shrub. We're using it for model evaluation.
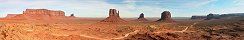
[123,33,164,40]
[166,33,179,38]
[147,25,157,32]
[116,25,133,33]
[201,35,211,40]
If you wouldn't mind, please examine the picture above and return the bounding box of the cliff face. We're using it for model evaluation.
[156,11,175,22]
[23,9,65,17]
[7,9,67,20]
[100,9,126,23]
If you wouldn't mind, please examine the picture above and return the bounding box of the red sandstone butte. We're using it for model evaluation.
[156,11,175,22]
[69,14,75,18]
[23,9,65,17]
[100,9,126,22]
[9,9,67,20]
[135,13,148,22]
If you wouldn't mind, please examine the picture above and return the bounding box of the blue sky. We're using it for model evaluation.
[1,0,244,17]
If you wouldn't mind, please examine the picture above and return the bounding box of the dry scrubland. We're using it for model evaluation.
[0,18,193,40]
[0,17,243,40]
[1,9,244,40]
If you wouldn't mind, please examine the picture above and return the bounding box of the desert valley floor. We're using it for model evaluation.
[0,17,244,40]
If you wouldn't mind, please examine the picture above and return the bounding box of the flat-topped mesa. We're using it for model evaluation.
[101,9,126,22]
[7,9,67,20]
[23,9,65,17]
[156,11,175,22]
[191,15,207,19]
[135,13,148,22]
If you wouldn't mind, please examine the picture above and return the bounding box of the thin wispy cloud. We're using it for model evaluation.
[184,0,218,8]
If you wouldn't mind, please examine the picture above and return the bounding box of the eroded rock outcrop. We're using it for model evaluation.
[70,14,74,17]
[9,9,67,20]
[156,11,175,22]
[205,13,221,20]
[100,9,126,22]
[69,14,75,17]
[23,9,65,17]
[135,13,148,22]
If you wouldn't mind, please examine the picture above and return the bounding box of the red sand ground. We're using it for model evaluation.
[0,17,244,40]
[1,4,244,40]
[0,17,195,40]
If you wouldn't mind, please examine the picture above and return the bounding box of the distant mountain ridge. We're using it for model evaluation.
[191,13,244,20]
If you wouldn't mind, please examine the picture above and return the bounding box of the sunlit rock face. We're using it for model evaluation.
[7,9,67,20]
[23,9,65,17]
[101,9,126,23]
